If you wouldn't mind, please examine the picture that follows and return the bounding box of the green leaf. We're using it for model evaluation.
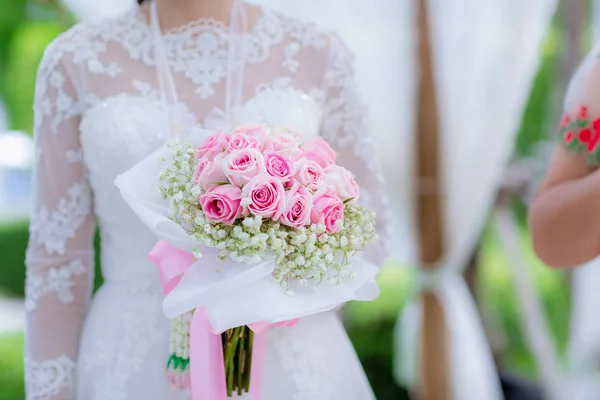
[343,197,355,204]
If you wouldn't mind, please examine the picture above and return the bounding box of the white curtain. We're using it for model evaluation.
[395,1,557,399]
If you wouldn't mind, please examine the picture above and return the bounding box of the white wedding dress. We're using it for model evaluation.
[24,2,389,399]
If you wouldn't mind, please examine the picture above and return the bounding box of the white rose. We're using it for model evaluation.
[324,165,359,202]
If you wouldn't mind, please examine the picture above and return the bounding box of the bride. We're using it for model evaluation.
[24,0,389,398]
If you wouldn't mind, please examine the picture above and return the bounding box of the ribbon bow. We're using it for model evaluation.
[149,240,297,400]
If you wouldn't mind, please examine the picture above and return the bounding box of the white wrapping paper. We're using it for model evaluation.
[115,134,380,331]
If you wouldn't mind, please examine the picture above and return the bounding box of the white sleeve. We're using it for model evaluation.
[24,38,95,400]
[321,33,391,266]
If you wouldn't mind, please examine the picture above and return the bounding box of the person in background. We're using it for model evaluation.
[530,46,600,268]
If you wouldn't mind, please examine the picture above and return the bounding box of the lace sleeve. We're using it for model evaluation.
[558,47,600,164]
[24,38,94,400]
[320,34,391,266]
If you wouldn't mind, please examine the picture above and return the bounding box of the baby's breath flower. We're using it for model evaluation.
[158,139,377,291]
[241,198,252,207]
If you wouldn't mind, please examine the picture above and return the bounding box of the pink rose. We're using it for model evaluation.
[261,132,302,159]
[193,158,211,185]
[271,126,304,141]
[311,189,345,234]
[197,133,229,160]
[295,158,325,192]
[200,184,243,225]
[302,137,336,168]
[233,124,268,138]
[264,152,295,184]
[222,148,266,187]
[279,184,313,228]
[194,154,228,190]
[226,133,260,152]
[325,165,359,201]
[241,174,286,219]
[261,134,295,151]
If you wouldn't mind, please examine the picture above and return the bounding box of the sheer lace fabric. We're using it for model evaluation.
[25,4,389,399]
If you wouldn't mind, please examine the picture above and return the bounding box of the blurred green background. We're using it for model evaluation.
[0,1,579,400]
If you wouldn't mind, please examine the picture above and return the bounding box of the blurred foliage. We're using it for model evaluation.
[0,0,27,95]
[0,0,27,30]
[0,333,24,400]
[0,221,29,298]
[514,22,563,157]
[3,22,65,134]
[0,0,68,133]
[0,220,103,297]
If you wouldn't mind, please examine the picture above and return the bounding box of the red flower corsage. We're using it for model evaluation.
[559,105,600,162]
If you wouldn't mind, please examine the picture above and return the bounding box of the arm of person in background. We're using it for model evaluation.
[24,36,95,400]
[530,52,600,268]
[320,33,391,267]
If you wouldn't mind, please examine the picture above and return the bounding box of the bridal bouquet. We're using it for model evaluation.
[115,123,380,399]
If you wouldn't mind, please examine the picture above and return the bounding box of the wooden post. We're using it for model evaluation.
[415,0,451,399]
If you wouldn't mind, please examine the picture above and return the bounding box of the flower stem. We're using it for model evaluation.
[243,329,253,390]
[222,326,254,396]
[227,350,234,397]
[224,326,241,397]
[238,327,245,395]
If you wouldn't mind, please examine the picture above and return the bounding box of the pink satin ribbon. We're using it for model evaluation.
[149,240,297,400]
[149,241,196,296]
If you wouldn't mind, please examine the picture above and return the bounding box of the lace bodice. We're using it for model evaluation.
[24,4,389,399]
